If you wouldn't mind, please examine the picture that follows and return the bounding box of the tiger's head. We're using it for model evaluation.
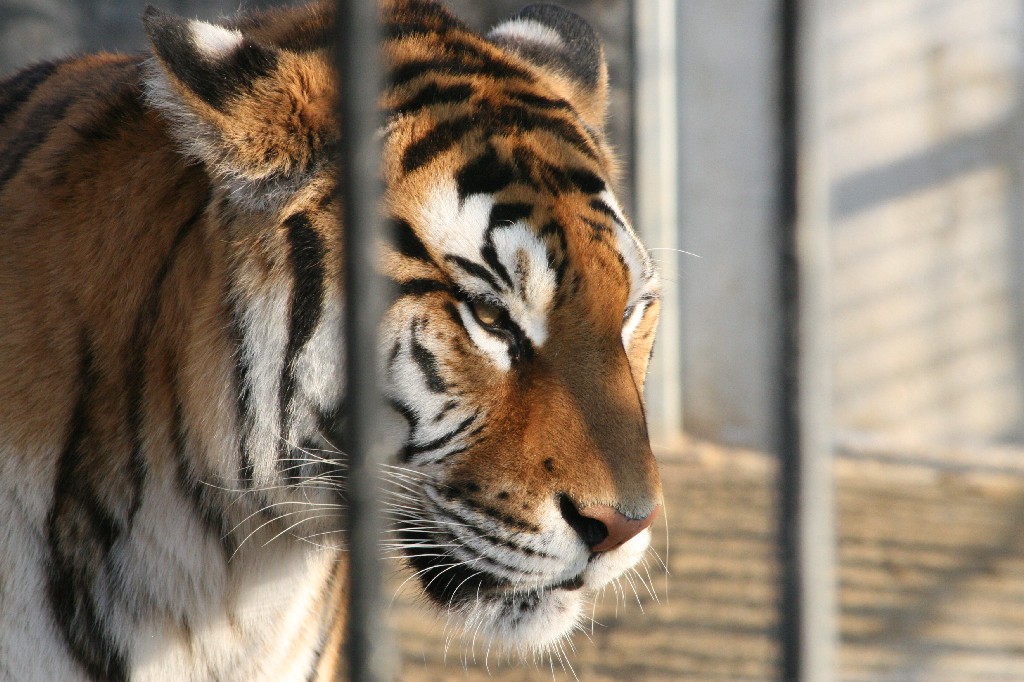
[142,0,662,654]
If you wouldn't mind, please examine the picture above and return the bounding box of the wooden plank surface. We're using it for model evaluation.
[391,438,1024,681]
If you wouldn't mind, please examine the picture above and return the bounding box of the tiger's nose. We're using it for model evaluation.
[559,495,661,553]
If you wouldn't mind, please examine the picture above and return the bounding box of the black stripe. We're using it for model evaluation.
[488,104,598,160]
[384,2,465,37]
[0,93,76,194]
[126,193,209,525]
[434,398,459,423]
[488,202,533,228]
[170,364,235,558]
[228,289,256,487]
[391,82,474,117]
[391,23,495,65]
[391,218,435,264]
[399,278,448,298]
[566,168,605,195]
[384,21,439,41]
[388,397,420,428]
[427,504,546,575]
[69,78,146,146]
[444,35,507,64]
[388,397,421,453]
[505,89,571,111]
[508,146,546,193]
[455,145,516,200]
[0,59,63,130]
[47,334,130,682]
[431,500,555,560]
[539,218,569,290]
[532,157,574,194]
[480,246,513,290]
[278,212,327,475]
[445,255,502,292]
[481,203,532,290]
[531,162,605,197]
[503,318,534,362]
[443,301,466,332]
[390,57,532,90]
[48,62,147,187]
[589,197,621,223]
[461,496,540,533]
[402,414,477,459]
[410,323,448,393]
[402,114,476,173]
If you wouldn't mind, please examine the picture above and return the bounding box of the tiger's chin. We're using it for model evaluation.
[421,529,654,655]
[457,586,587,653]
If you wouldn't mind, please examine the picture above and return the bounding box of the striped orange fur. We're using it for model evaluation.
[0,2,662,680]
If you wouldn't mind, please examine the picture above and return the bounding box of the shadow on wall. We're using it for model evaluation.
[830,0,1024,449]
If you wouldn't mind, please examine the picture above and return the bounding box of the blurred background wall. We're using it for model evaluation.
[675,0,1024,460]
[829,0,1024,454]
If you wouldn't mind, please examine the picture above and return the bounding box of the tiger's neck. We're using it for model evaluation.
[0,74,348,680]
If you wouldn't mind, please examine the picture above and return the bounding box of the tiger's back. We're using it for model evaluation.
[0,2,664,680]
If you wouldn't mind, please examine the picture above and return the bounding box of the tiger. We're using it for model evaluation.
[0,1,664,680]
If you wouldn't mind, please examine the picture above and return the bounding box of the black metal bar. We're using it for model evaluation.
[777,0,802,673]
[335,2,394,680]
[777,0,836,679]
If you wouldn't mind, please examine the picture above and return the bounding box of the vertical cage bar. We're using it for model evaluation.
[335,2,394,680]
[777,0,836,680]
[633,0,682,446]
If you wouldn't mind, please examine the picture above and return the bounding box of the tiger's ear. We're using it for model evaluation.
[487,4,608,129]
[142,6,335,209]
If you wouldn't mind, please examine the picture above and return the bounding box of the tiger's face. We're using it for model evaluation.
[142,0,662,654]
[376,7,664,649]
[384,177,664,646]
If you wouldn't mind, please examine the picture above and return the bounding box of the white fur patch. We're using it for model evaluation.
[622,299,649,345]
[189,20,243,58]
[490,18,565,50]
[417,182,493,271]
[600,190,648,301]
[416,181,557,365]
[488,223,556,346]
[234,283,290,487]
[458,589,585,653]
[599,189,660,346]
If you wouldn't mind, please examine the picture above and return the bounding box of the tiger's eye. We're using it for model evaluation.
[471,300,503,328]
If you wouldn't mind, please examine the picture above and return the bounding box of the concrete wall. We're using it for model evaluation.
[676,0,782,449]
[673,0,1024,455]
[829,0,1024,451]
